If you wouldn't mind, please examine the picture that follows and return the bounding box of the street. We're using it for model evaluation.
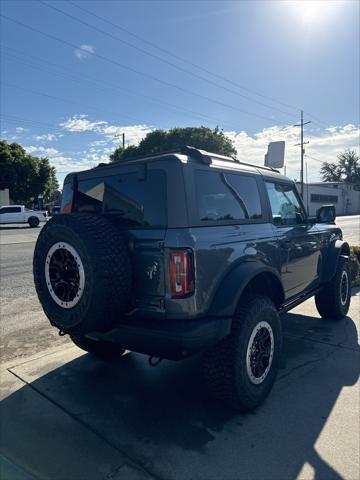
[335,215,360,245]
[0,218,359,480]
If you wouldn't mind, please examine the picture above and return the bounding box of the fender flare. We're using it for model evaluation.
[208,261,285,317]
[322,240,350,283]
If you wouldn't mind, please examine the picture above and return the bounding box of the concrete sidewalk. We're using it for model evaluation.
[1,294,359,480]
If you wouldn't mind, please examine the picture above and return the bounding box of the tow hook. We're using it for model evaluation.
[58,330,66,337]
[148,356,162,367]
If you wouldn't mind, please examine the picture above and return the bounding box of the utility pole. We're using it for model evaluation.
[294,110,311,198]
[115,133,125,148]
[305,161,309,215]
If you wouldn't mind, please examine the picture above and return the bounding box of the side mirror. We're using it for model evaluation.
[316,205,336,224]
[264,141,285,169]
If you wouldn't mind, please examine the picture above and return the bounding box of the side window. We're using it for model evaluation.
[266,182,306,226]
[74,170,167,227]
[195,170,262,222]
[0,207,21,214]
[226,173,262,220]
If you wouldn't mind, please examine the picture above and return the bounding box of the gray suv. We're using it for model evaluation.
[33,146,351,411]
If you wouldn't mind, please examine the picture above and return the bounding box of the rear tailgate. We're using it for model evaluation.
[128,229,166,316]
[66,164,169,317]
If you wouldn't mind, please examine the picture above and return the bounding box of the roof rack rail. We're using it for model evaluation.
[181,145,279,173]
[91,145,279,174]
[181,145,239,165]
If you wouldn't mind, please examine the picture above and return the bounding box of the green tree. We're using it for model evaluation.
[320,149,360,183]
[110,126,237,163]
[0,140,59,204]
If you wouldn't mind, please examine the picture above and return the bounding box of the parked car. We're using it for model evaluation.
[0,205,47,227]
[33,146,351,411]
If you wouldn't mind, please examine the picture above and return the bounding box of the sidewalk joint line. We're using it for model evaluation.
[6,368,163,480]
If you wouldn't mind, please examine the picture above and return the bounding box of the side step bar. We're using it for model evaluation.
[279,288,322,314]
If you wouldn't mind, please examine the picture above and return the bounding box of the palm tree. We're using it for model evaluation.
[321,149,360,183]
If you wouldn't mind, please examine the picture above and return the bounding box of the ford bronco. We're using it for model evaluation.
[33,146,351,411]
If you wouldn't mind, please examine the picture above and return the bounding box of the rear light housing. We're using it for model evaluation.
[170,250,195,298]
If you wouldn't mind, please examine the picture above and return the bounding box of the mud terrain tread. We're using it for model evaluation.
[315,256,350,320]
[33,213,132,335]
[203,295,281,411]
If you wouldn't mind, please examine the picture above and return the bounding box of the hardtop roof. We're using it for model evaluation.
[65,146,291,183]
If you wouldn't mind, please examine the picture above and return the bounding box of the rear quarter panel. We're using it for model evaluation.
[164,223,280,319]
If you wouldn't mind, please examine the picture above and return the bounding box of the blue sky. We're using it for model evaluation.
[1,0,359,185]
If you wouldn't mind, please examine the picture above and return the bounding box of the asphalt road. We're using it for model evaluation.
[0,224,70,363]
[0,218,359,480]
[335,215,360,245]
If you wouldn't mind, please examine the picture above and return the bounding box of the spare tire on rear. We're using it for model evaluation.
[33,213,132,335]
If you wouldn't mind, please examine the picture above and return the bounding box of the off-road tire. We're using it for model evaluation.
[33,213,132,335]
[28,216,40,228]
[202,295,282,411]
[71,335,127,360]
[315,256,351,320]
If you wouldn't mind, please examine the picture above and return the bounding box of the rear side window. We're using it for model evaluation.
[74,170,167,227]
[195,170,262,222]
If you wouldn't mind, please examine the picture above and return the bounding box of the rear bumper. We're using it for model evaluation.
[87,316,232,360]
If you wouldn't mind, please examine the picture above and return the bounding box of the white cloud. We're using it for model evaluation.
[34,133,61,142]
[88,139,109,147]
[226,123,360,182]
[60,114,106,132]
[48,155,94,173]
[15,127,27,133]
[103,125,153,144]
[60,115,153,145]
[54,115,359,184]
[24,145,59,156]
[74,44,95,61]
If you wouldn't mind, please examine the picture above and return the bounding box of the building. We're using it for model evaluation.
[296,182,360,216]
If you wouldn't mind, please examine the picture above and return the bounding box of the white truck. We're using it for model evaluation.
[0,205,48,227]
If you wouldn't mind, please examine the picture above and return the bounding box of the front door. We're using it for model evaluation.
[265,181,321,300]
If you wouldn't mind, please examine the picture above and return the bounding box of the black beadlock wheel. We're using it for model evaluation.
[315,256,351,320]
[202,295,282,411]
[33,213,132,335]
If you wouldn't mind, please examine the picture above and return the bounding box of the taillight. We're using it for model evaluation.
[43,211,48,217]
[170,251,194,298]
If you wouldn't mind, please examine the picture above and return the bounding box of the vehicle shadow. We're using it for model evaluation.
[1,310,359,480]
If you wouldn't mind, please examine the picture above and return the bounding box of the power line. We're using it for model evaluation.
[1,81,153,125]
[40,0,298,120]
[1,45,249,129]
[0,13,287,125]
[69,0,301,115]
[0,113,65,133]
[305,154,325,165]
[303,112,329,129]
